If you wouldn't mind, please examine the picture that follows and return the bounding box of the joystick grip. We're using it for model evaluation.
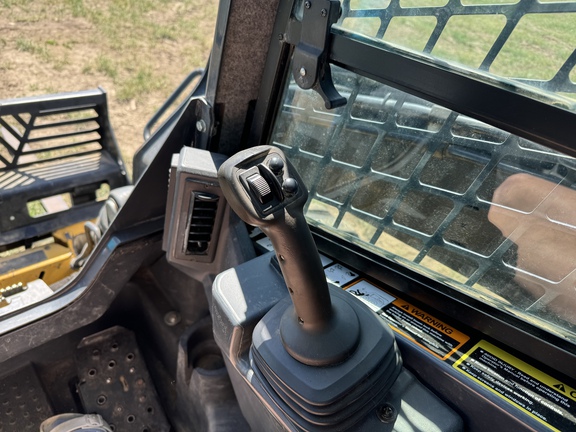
[218,146,332,330]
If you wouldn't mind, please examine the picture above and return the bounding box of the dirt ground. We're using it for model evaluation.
[0,0,219,178]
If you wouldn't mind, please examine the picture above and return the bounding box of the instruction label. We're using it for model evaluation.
[325,263,358,287]
[454,341,576,431]
[345,280,469,360]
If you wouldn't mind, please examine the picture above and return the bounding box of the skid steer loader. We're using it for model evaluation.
[1,0,575,431]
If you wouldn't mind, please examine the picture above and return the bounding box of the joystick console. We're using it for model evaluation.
[216,146,462,431]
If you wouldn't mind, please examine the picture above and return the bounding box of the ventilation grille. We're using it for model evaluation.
[187,193,219,255]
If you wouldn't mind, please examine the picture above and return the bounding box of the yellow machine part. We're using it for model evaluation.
[52,221,88,252]
[0,221,87,289]
[0,243,72,288]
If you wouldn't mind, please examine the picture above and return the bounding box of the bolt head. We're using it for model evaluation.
[196,119,207,133]
[321,8,327,17]
[377,404,396,423]
[164,311,181,326]
[299,67,307,77]
[304,0,311,9]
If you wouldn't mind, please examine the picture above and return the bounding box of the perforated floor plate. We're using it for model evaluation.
[0,364,53,431]
[75,326,169,432]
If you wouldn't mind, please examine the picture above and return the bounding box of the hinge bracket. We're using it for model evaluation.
[288,0,347,110]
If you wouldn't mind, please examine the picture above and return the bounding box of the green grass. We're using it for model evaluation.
[400,0,448,7]
[350,0,391,9]
[66,0,85,17]
[94,55,118,79]
[16,38,49,57]
[490,14,576,80]
[432,14,508,69]
[384,16,437,52]
[15,37,74,72]
[117,68,166,102]
[2,0,217,83]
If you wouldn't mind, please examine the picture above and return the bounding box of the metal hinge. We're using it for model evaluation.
[286,0,347,110]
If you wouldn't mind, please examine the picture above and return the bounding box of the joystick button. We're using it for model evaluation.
[269,157,285,175]
[247,173,274,203]
[282,178,298,196]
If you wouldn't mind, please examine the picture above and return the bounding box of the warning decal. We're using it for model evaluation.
[345,280,469,360]
[454,341,576,431]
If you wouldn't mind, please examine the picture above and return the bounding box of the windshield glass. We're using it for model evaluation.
[337,0,576,111]
[270,65,576,341]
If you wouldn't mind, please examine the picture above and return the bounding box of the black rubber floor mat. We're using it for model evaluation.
[75,326,170,432]
[0,363,54,431]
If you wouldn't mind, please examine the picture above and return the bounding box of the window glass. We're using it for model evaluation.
[338,0,576,110]
[270,66,576,340]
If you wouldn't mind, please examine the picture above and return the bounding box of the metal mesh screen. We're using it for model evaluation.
[338,0,576,102]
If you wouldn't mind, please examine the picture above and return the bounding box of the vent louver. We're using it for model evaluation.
[187,193,219,255]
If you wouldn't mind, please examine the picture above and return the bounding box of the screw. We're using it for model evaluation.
[299,67,307,77]
[321,8,327,17]
[304,0,311,8]
[164,311,181,326]
[377,404,396,423]
[278,33,284,41]
[196,119,207,133]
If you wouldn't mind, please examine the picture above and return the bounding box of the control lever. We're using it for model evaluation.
[218,146,359,365]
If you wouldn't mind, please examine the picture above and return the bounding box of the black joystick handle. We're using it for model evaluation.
[218,146,331,328]
[218,146,359,366]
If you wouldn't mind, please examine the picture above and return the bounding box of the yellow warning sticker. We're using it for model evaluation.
[454,340,576,431]
[345,280,469,360]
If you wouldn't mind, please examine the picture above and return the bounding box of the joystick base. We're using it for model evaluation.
[280,294,360,366]
[251,285,402,429]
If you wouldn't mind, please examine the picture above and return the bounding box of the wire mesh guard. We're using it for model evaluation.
[338,0,576,103]
[0,90,127,245]
[271,65,576,339]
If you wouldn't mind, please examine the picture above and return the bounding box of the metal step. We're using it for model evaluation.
[75,326,170,432]
[0,363,54,431]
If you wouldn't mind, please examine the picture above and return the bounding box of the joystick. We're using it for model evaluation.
[218,146,360,365]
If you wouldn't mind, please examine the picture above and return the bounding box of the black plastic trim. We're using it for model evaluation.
[249,0,296,148]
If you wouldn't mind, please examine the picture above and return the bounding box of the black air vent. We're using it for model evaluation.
[187,192,219,255]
